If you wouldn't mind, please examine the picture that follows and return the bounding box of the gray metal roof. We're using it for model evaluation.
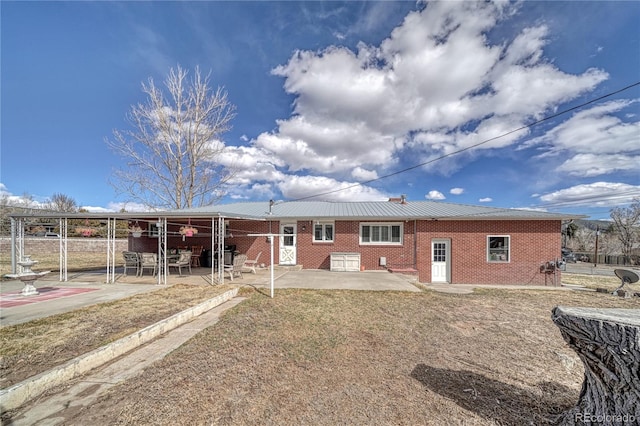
[174,200,583,221]
[8,200,584,221]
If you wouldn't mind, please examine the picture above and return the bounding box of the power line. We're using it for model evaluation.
[534,190,640,209]
[288,81,640,202]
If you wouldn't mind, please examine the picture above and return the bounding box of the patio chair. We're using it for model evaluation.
[243,251,262,274]
[224,254,247,281]
[168,251,192,275]
[190,245,203,267]
[139,252,158,277]
[122,251,140,276]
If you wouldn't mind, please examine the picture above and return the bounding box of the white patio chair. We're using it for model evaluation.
[168,251,192,275]
[139,252,158,277]
[243,251,262,274]
[224,254,247,281]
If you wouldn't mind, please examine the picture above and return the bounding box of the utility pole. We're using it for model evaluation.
[593,226,600,267]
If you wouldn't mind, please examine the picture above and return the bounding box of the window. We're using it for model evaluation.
[488,236,510,262]
[360,223,402,245]
[149,223,160,238]
[313,222,334,242]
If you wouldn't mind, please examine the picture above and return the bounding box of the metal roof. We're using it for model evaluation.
[174,200,584,221]
[8,200,585,221]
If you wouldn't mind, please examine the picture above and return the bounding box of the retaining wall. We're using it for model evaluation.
[0,237,128,255]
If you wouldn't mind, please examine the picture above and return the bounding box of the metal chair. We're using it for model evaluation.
[224,254,247,281]
[122,251,140,276]
[168,251,192,275]
[243,251,262,274]
[139,252,158,276]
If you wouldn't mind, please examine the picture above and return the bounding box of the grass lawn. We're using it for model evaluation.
[5,283,635,425]
[0,284,234,388]
[0,252,108,277]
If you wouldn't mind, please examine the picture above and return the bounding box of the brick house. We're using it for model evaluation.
[145,198,579,285]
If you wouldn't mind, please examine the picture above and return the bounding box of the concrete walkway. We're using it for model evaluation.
[5,297,246,425]
[268,269,421,292]
[0,281,162,327]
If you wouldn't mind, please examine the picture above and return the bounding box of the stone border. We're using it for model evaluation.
[0,288,238,412]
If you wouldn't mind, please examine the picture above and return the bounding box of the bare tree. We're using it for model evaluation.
[107,65,237,209]
[610,198,640,264]
[45,192,78,212]
[561,220,579,247]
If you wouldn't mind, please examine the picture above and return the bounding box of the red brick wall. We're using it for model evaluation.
[295,220,416,270]
[415,220,562,285]
[124,218,563,285]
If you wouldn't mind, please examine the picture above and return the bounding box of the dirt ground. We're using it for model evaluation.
[5,282,637,425]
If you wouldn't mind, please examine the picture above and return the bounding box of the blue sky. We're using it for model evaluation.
[1,1,639,220]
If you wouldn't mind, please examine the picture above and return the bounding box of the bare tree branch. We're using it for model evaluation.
[610,198,640,263]
[106,65,237,209]
[45,193,78,212]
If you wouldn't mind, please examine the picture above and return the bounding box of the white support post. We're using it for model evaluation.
[157,217,167,285]
[10,217,19,274]
[270,235,274,298]
[15,217,24,274]
[248,233,281,298]
[218,216,224,284]
[210,216,219,285]
[105,218,116,284]
[59,218,68,282]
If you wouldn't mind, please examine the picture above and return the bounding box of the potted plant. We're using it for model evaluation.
[129,223,143,238]
[179,225,198,237]
[75,226,96,237]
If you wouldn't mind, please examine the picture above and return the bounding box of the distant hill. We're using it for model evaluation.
[574,219,613,231]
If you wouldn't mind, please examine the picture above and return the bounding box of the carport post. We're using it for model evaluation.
[270,234,274,298]
[248,233,277,298]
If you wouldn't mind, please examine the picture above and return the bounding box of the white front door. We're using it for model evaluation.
[279,224,296,265]
[431,239,450,283]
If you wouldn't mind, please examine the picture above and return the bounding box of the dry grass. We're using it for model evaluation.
[0,252,107,277]
[562,272,625,291]
[0,284,233,388]
[20,285,637,425]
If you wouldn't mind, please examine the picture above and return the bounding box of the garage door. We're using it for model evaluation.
[330,252,361,272]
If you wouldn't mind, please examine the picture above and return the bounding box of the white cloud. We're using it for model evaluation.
[219,145,286,185]
[228,183,275,200]
[104,202,151,213]
[557,154,639,177]
[479,197,493,203]
[352,167,379,181]
[0,184,46,208]
[526,100,640,177]
[450,187,464,195]
[82,205,116,213]
[277,175,387,201]
[425,190,446,200]
[255,0,609,198]
[538,182,640,208]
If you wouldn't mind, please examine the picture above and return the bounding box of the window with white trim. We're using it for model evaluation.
[487,235,510,262]
[313,222,334,242]
[360,223,402,245]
